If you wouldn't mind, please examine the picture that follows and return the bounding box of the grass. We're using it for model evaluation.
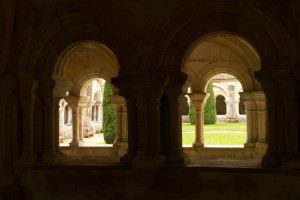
[182,132,246,145]
[182,122,246,132]
[182,123,246,146]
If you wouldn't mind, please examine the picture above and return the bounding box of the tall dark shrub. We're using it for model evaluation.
[204,81,217,124]
[102,82,116,144]
[189,102,195,125]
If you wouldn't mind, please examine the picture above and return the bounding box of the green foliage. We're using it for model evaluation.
[189,102,195,125]
[102,82,116,144]
[204,81,217,125]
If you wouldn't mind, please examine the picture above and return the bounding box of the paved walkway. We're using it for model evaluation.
[60,133,106,147]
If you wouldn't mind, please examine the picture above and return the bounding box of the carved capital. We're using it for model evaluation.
[188,92,209,110]
[65,96,80,107]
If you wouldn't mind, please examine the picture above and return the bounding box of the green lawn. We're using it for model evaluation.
[182,123,246,146]
[182,122,246,132]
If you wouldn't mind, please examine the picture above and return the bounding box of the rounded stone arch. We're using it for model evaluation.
[215,94,227,115]
[159,4,297,74]
[18,14,135,76]
[195,64,254,93]
[52,41,121,98]
[214,91,228,102]
[93,91,101,102]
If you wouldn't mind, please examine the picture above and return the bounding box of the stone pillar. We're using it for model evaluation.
[122,104,128,142]
[67,105,72,125]
[234,100,240,117]
[59,101,65,143]
[108,95,126,147]
[165,91,185,164]
[19,76,38,164]
[66,96,80,147]
[120,95,137,165]
[240,92,258,148]
[255,70,281,167]
[53,98,61,152]
[93,105,97,121]
[0,73,19,196]
[97,104,101,121]
[78,105,84,142]
[274,69,300,168]
[188,93,209,148]
[40,77,57,163]
[132,92,165,166]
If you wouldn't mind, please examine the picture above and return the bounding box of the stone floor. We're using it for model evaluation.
[60,133,109,147]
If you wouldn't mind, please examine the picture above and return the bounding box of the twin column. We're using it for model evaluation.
[188,93,210,148]
[239,91,267,158]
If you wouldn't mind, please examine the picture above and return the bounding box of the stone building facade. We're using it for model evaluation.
[212,74,246,123]
[59,79,104,143]
[1,1,300,199]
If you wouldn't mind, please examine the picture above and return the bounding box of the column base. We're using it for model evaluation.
[166,152,186,165]
[18,153,38,165]
[69,140,79,147]
[193,140,206,148]
[261,152,281,168]
[244,141,256,148]
[118,141,128,157]
[113,140,122,147]
[120,152,136,165]
[41,151,58,163]
[281,155,300,169]
[253,142,268,159]
[132,153,166,168]
[0,173,20,200]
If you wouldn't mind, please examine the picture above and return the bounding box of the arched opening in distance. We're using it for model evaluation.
[216,95,226,115]
[59,78,106,147]
[181,34,267,159]
[52,41,128,156]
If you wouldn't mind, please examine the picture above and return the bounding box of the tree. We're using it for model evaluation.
[102,82,116,144]
[204,81,217,124]
[189,102,195,125]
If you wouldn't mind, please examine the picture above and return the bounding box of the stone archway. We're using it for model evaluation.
[51,41,128,158]
[184,34,267,158]
[216,95,226,115]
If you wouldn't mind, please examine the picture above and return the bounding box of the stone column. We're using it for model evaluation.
[132,92,165,166]
[166,91,185,164]
[188,93,209,148]
[19,76,38,164]
[67,105,72,125]
[78,105,84,143]
[53,98,61,152]
[59,101,65,143]
[66,96,80,147]
[255,70,281,167]
[0,73,18,195]
[234,100,240,117]
[93,105,97,121]
[253,92,267,158]
[40,77,57,163]
[122,104,128,142]
[108,95,126,147]
[120,94,137,165]
[240,92,258,148]
[274,69,300,168]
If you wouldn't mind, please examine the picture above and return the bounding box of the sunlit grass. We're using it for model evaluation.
[182,123,246,145]
[182,122,246,132]
[182,132,246,145]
